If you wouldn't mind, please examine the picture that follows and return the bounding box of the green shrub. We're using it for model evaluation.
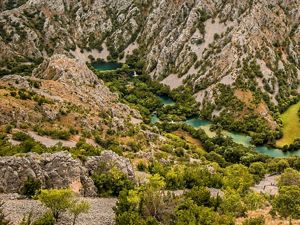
[37,189,74,220]
[21,177,41,198]
[34,127,71,140]
[92,167,133,197]
[12,132,31,141]
[137,161,148,172]
[31,212,55,225]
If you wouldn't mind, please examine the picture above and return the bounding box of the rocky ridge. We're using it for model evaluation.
[0,150,134,197]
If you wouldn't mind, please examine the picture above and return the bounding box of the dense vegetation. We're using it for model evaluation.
[89,64,200,123]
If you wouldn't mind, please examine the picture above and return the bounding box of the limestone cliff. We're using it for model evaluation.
[0,150,134,196]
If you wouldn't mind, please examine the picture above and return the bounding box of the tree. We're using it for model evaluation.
[268,159,289,173]
[243,192,265,210]
[220,189,246,217]
[278,168,300,187]
[92,167,133,196]
[37,189,73,220]
[70,200,90,225]
[174,199,234,225]
[249,162,266,180]
[223,164,254,193]
[184,186,211,207]
[272,186,300,224]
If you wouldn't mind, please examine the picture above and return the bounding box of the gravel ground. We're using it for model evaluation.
[251,174,279,195]
[0,194,117,225]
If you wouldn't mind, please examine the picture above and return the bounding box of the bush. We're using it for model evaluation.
[35,127,71,140]
[137,161,148,172]
[12,132,31,141]
[92,167,133,197]
[37,189,74,220]
[22,177,41,198]
[31,212,55,225]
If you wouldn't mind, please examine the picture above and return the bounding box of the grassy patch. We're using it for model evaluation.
[276,101,300,147]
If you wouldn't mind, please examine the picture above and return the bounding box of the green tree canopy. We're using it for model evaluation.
[37,189,74,220]
[223,164,254,193]
[272,185,300,222]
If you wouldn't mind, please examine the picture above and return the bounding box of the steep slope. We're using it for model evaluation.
[0,0,299,139]
[0,54,141,133]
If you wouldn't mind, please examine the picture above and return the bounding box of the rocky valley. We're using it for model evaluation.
[0,0,300,225]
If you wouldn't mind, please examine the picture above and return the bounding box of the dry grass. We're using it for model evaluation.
[173,130,204,150]
[236,207,300,225]
[276,101,300,147]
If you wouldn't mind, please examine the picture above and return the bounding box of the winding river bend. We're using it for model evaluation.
[93,63,300,158]
[158,96,300,158]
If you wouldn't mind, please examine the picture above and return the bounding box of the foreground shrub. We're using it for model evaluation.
[31,212,55,225]
[37,189,73,220]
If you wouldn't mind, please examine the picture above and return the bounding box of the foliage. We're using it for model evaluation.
[184,186,212,207]
[92,167,133,197]
[174,198,234,225]
[31,212,55,225]
[249,162,267,182]
[12,132,32,142]
[243,192,265,211]
[37,189,74,220]
[223,164,254,193]
[220,190,246,217]
[267,159,290,173]
[272,185,300,220]
[278,168,300,187]
[21,177,41,198]
[34,127,71,140]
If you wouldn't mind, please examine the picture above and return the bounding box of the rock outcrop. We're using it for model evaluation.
[0,54,141,131]
[0,150,134,196]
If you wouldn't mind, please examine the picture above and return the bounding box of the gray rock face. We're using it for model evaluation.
[84,150,135,179]
[0,151,134,197]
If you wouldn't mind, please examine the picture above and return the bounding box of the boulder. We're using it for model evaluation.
[0,151,134,197]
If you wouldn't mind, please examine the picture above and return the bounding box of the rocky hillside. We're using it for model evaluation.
[0,54,141,133]
[0,0,299,132]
